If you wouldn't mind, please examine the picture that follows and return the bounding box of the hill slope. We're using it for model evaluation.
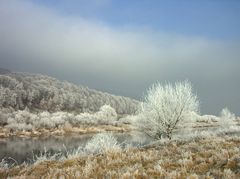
[0,72,139,114]
[0,68,11,74]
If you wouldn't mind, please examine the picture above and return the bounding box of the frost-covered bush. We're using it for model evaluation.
[219,108,236,127]
[73,105,117,125]
[5,109,38,131]
[13,109,34,124]
[118,114,140,124]
[0,105,119,130]
[196,114,219,123]
[0,160,8,169]
[4,110,54,130]
[74,112,96,125]
[95,105,117,123]
[50,112,67,126]
[32,111,51,128]
[34,111,67,128]
[0,159,13,169]
[33,148,62,165]
[6,123,33,131]
[35,117,55,129]
[176,111,200,129]
[85,133,121,153]
[136,81,199,140]
[220,108,235,120]
[0,111,8,125]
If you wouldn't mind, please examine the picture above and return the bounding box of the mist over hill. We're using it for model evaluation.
[0,68,11,74]
[0,71,139,114]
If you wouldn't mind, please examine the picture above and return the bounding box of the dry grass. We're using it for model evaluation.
[1,136,240,178]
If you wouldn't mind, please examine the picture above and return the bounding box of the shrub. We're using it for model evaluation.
[85,133,121,153]
[219,108,236,127]
[95,105,117,124]
[0,104,119,131]
[6,122,33,131]
[0,111,8,126]
[74,112,96,125]
[73,105,117,125]
[136,81,199,139]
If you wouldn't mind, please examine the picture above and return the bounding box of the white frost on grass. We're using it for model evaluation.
[0,159,10,169]
[32,148,62,165]
[85,133,121,154]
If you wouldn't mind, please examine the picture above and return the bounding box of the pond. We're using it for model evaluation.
[0,132,151,165]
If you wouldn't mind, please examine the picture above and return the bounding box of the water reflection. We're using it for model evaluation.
[0,132,151,165]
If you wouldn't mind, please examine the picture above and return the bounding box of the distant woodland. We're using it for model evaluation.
[0,72,138,114]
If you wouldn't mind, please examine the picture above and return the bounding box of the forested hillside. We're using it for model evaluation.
[0,72,139,114]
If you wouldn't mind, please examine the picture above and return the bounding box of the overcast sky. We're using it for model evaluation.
[0,0,240,115]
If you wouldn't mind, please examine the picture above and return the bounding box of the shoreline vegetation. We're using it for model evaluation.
[0,123,239,139]
[0,124,130,139]
[1,135,240,178]
[1,116,239,179]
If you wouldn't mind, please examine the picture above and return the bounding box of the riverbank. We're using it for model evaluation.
[0,124,131,138]
[2,118,239,139]
[1,135,240,178]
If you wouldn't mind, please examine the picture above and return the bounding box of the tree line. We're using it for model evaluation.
[0,72,139,114]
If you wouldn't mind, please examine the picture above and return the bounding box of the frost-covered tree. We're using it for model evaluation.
[136,81,199,139]
[0,72,139,114]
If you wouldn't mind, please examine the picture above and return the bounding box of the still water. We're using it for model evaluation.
[0,132,150,165]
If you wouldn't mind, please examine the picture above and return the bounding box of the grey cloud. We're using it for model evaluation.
[0,0,240,115]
